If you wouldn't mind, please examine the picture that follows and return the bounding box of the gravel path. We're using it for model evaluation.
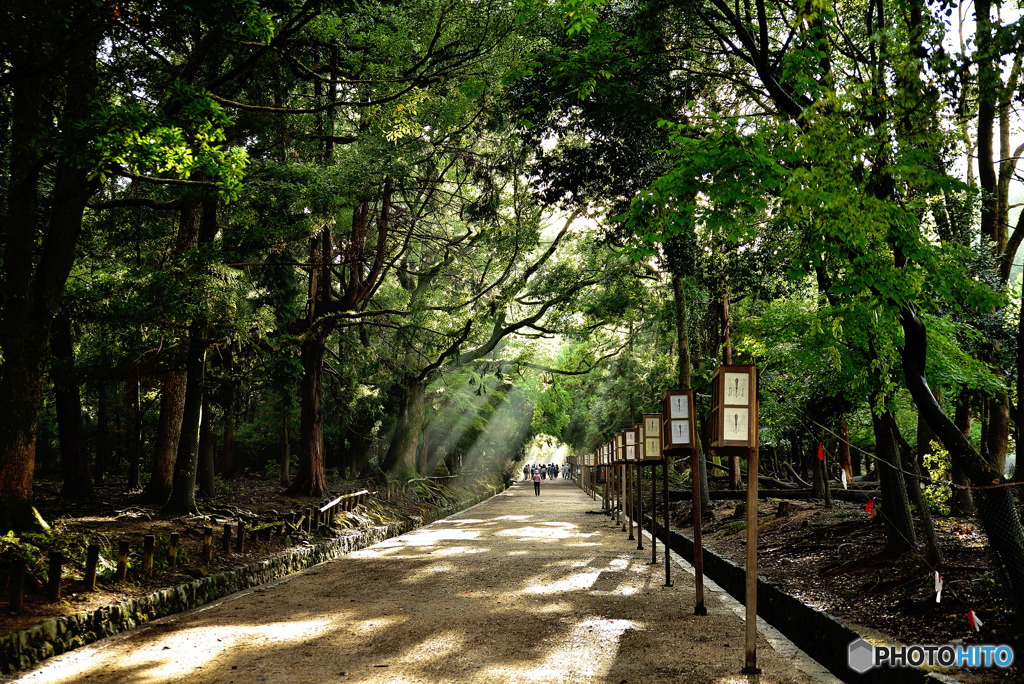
[6,478,839,684]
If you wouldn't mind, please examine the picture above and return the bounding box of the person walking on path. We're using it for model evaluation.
[533,470,541,496]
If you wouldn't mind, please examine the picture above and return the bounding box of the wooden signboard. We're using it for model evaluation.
[625,427,638,462]
[662,389,695,451]
[642,413,663,461]
[710,364,758,450]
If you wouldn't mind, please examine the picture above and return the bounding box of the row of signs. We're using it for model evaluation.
[575,364,758,466]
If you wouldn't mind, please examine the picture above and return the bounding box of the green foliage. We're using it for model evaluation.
[922,442,952,517]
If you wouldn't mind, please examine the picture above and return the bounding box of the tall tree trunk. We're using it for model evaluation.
[381,378,426,475]
[280,415,291,487]
[871,409,918,555]
[950,392,975,516]
[287,331,330,496]
[902,307,1024,616]
[95,380,110,485]
[166,330,205,514]
[197,392,214,499]
[50,312,94,500]
[126,374,142,490]
[0,40,100,530]
[140,372,186,503]
[985,391,1010,475]
[221,355,238,478]
[671,274,710,508]
[839,419,853,483]
[976,0,998,243]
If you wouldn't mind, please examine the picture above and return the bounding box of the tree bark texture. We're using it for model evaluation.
[0,30,101,530]
[166,332,205,514]
[902,308,1024,616]
[382,378,427,475]
[50,312,94,500]
[197,392,215,499]
[126,376,142,490]
[141,372,187,504]
[287,331,330,496]
[95,381,110,485]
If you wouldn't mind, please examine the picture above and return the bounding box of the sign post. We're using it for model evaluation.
[710,364,759,673]
[642,414,662,560]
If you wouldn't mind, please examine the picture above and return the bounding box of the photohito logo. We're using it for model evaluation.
[848,638,1014,672]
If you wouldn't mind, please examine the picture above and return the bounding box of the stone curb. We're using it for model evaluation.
[0,483,507,675]
[643,512,959,684]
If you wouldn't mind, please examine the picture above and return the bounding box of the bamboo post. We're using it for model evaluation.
[636,463,644,550]
[663,459,672,587]
[236,523,246,552]
[222,524,232,554]
[169,533,179,568]
[143,535,155,577]
[115,540,129,581]
[743,445,760,674]
[47,551,62,602]
[85,544,100,591]
[9,558,24,612]
[203,527,213,562]
[692,447,707,615]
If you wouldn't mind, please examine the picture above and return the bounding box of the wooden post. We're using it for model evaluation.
[47,551,63,602]
[169,533,179,568]
[143,535,155,577]
[743,445,760,674]
[651,463,658,564]
[115,540,129,581]
[311,508,319,533]
[222,524,232,554]
[203,527,213,562]
[692,447,707,615]
[303,507,311,532]
[236,523,246,552]
[622,462,630,536]
[85,544,100,591]
[663,458,672,587]
[636,463,644,550]
[9,558,24,612]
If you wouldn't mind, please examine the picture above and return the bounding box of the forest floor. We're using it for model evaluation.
[0,473,469,638]
[669,494,1022,682]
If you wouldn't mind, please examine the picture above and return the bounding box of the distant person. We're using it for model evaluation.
[523,464,530,480]
[533,470,542,496]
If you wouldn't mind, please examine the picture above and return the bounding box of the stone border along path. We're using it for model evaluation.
[0,485,506,676]
[3,477,839,684]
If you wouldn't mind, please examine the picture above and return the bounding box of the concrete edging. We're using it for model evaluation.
[0,483,508,674]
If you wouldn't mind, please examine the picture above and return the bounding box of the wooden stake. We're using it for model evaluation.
[143,535,155,577]
[203,527,213,562]
[115,540,129,581]
[47,551,63,602]
[169,533,179,568]
[222,524,232,554]
[85,544,100,591]
[236,523,246,552]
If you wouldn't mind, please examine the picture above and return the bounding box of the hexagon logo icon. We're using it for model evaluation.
[848,638,875,674]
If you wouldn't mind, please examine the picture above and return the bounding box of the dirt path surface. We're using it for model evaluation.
[4,478,838,684]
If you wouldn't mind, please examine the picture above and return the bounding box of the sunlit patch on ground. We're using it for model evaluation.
[428,546,488,557]
[523,570,601,594]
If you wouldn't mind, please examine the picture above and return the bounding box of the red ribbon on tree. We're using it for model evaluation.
[817,443,824,461]
[865,499,874,520]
